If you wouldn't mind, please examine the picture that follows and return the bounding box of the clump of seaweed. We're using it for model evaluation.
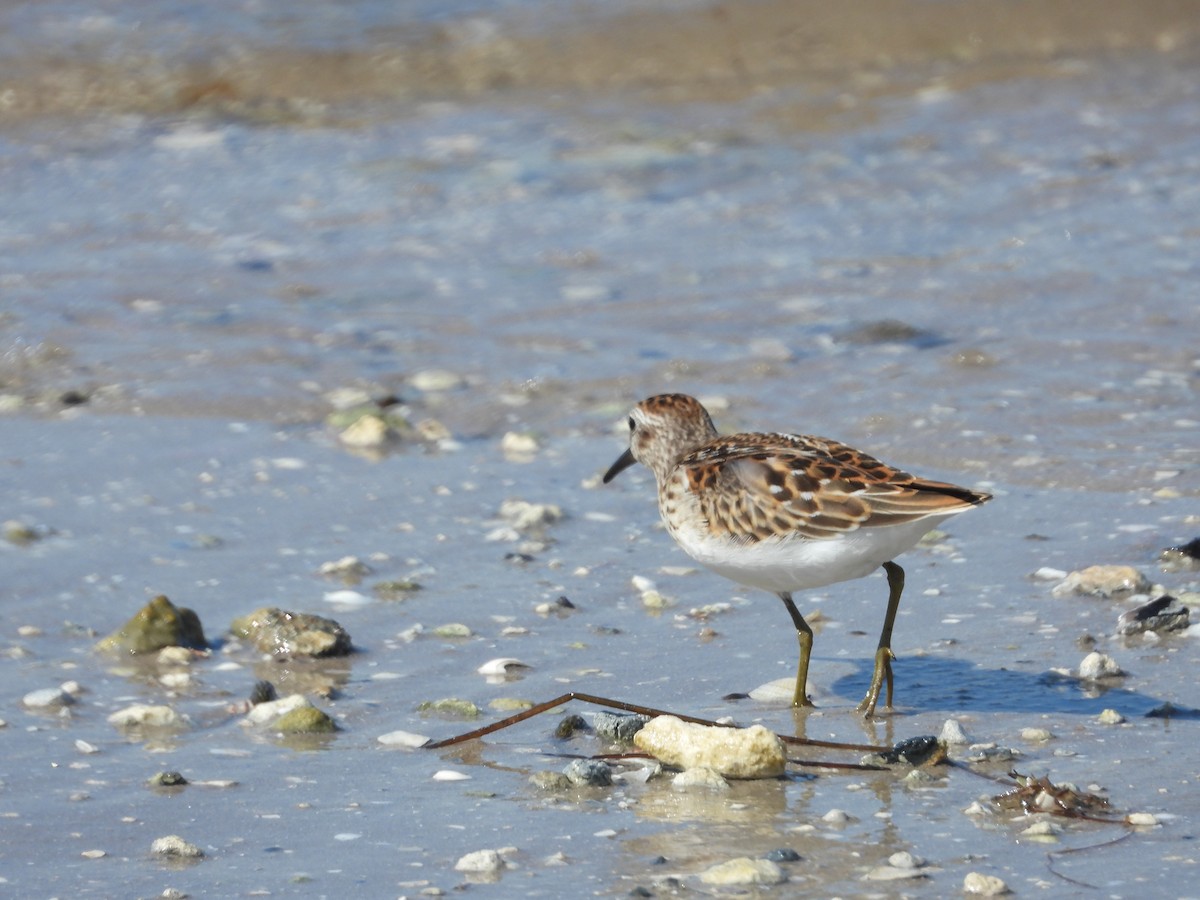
[993,770,1115,821]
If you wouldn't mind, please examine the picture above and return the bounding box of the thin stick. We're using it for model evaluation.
[423,691,888,754]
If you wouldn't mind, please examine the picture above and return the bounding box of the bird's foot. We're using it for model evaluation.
[856,647,895,717]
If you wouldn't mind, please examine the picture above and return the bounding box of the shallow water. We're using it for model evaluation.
[1,1,1199,896]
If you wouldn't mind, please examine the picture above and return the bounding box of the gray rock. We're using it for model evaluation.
[1116,595,1189,635]
[563,758,613,787]
[592,711,650,743]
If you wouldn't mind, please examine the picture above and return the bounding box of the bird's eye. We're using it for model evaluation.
[627,417,636,432]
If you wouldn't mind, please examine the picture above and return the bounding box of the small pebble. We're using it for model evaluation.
[377,730,430,749]
[963,872,1010,895]
[1020,727,1054,742]
[592,711,650,743]
[156,646,195,667]
[822,809,854,825]
[1078,651,1125,680]
[563,759,613,787]
[1096,708,1125,725]
[1021,820,1062,839]
[410,369,464,392]
[1052,565,1150,598]
[1031,566,1068,581]
[939,718,970,744]
[864,863,927,881]
[1127,812,1159,827]
[529,771,570,791]
[22,687,74,710]
[108,704,181,729]
[432,770,471,782]
[764,848,801,863]
[888,851,924,869]
[81,849,106,859]
[699,857,786,886]
[242,694,312,727]
[454,849,504,873]
[148,771,188,787]
[497,499,561,530]
[151,835,204,859]
[671,766,730,791]
[501,432,540,459]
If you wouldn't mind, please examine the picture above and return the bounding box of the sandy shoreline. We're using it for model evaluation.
[0,0,1196,122]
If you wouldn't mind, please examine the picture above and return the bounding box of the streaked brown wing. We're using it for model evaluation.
[679,433,986,543]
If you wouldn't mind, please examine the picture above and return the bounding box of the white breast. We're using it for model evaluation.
[671,515,954,594]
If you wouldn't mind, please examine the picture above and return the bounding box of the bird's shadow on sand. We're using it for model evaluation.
[830,654,1199,720]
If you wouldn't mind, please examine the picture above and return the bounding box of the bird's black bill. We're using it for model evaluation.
[602,448,637,483]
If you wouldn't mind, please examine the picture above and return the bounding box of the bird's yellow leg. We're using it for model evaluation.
[779,593,815,708]
[858,561,905,716]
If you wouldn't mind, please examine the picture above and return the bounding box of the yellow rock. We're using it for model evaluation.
[632,715,786,779]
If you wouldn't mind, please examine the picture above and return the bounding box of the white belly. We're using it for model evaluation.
[673,517,946,594]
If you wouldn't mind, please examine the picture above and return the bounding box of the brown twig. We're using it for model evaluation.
[423,691,889,756]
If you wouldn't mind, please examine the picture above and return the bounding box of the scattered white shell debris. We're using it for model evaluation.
[323,589,372,607]
[318,556,372,577]
[1078,651,1126,680]
[501,432,540,460]
[108,704,181,728]
[497,499,562,531]
[699,857,786,886]
[377,730,430,749]
[159,671,191,689]
[1031,567,1068,581]
[410,369,464,392]
[156,646,195,666]
[963,872,1011,895]
[632,716,786,779]
[477,658,530,676]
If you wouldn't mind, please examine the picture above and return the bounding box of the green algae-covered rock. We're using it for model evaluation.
[96,595,207,655]
[274,705,338,734]
[417,697,481,718]
[229,607,352,658]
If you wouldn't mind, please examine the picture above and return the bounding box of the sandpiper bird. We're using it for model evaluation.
[603,393,991,716]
